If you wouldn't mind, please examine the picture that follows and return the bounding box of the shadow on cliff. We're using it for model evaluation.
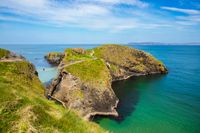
[93,74,165,123]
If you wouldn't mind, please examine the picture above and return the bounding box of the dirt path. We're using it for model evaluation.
[58,60,86,69]
[58,58,97,69]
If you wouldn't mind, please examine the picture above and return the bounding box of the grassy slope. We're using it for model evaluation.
[0,61,106,133]
[64,59,111,89]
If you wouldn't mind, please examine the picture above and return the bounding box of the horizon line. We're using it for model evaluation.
[0,42,200,45]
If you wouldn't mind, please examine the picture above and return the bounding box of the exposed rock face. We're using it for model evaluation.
[45,52,64,65]
[46,44,168,119]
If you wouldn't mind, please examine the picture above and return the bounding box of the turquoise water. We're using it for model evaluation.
[1,44,200,133]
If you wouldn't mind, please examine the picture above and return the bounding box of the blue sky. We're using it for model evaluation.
[0,0,200,44]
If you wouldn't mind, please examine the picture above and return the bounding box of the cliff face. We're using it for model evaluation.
[0,48,105,133]
[46,44,168,120]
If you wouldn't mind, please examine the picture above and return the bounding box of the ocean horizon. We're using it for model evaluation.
[1,43,200,45]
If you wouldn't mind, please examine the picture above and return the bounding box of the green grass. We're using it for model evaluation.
[0,61,106,133]
[93,44,167,73]
[63,48,94,64]
[93,44,140,66]
[0,48,10,59]
[64,59,111,89]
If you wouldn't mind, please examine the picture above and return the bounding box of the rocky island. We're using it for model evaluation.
[0,48,105,132]
[45,44,168,120]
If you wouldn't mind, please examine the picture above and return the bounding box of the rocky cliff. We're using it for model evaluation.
[46,44,168,120]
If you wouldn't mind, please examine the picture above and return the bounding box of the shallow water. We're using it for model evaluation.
[1,44,200,133]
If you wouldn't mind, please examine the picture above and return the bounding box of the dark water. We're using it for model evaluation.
[1,44,200,133]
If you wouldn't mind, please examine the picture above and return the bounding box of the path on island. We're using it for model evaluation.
[58,58,97,70]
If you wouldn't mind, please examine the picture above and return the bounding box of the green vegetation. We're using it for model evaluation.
[45,52,64,60]
[109,63,119,72]
[131,64,146,73]
[64,59,111,89]
[0,61,106,133]
[72,89,84,100]
[0,48,10,59]
[93,44,140,67]
[93,44,166,73]
[63,48,93,64]
[46,52,63,58]
[109,63,121,75]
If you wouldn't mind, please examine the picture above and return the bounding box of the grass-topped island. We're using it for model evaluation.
[46,44,168,120]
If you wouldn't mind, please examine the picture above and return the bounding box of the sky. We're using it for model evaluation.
[0,0,200,44]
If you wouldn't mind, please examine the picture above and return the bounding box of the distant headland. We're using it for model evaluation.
[128,42,200,45]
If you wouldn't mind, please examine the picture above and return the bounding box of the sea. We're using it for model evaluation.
[0,44,200,133]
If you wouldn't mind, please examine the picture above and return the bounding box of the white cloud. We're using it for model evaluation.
[88,0,149,8]
[177,15,200,25]
[161,6,200,26]
[161,6,200,15]
[1,0,197,32]
[0,0,151,31]
[0,0,111,24]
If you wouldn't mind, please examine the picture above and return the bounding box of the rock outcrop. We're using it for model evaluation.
[45,52,64,65]
[45,44,168,119]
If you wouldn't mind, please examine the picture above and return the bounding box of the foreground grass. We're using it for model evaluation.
[0,61,106,133]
